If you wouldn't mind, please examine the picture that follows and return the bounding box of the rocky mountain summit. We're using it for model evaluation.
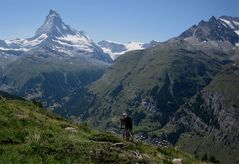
[76,16,239,163]
[0,9,112,63]
[0,10,111,109]
[179,16,239,44]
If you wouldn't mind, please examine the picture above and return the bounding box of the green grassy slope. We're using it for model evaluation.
[0,92,197,163]
[87,40,224,132]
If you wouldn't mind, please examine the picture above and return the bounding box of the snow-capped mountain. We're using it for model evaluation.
[98,40,143,60]
[98,15,239,61]
[219,16,239,36]
[0,10,112,110]
[32,10,99,54]
[0,10,112,63]
[98,40,160,60]
[179,16,239,45]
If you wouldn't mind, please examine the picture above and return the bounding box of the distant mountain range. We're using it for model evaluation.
[68,15,238,163]
[1,10,239,163]
[0,10,112,109]
[0,9,112,63]
[98,40,160,59]
[0,10,159,61]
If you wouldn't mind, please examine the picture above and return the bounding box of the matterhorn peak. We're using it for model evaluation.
[45,9,62,25]
[49,9,59,16]
[0,10,112,63]
[34,9,78,38]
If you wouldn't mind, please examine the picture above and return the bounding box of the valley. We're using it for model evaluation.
[0,8,239,163]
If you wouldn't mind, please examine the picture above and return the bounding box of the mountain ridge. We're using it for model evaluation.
[0,9,112,63]
[0,10,111,110]
[72,15,239,163]
[178,16,239,45]
[1,12,239,163]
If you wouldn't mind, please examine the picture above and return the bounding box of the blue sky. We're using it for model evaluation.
[0,0,238,43]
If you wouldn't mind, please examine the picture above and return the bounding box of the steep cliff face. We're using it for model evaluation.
[165,62,239,163]
[170,91,239,144]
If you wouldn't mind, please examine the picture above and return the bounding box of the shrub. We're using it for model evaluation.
[157,147,172,156]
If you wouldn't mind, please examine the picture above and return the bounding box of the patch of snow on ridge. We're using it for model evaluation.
[235,30,239,36]
[99,41,144,60]
[220,18,235,29]
[233,21,239,26]
[0,47,28,51]
[5,34,48,48]
[101,47,113,54]
[125,42,144,51]
[26,34,48,46]
[54,39,93,52]
[57,34,91,45]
